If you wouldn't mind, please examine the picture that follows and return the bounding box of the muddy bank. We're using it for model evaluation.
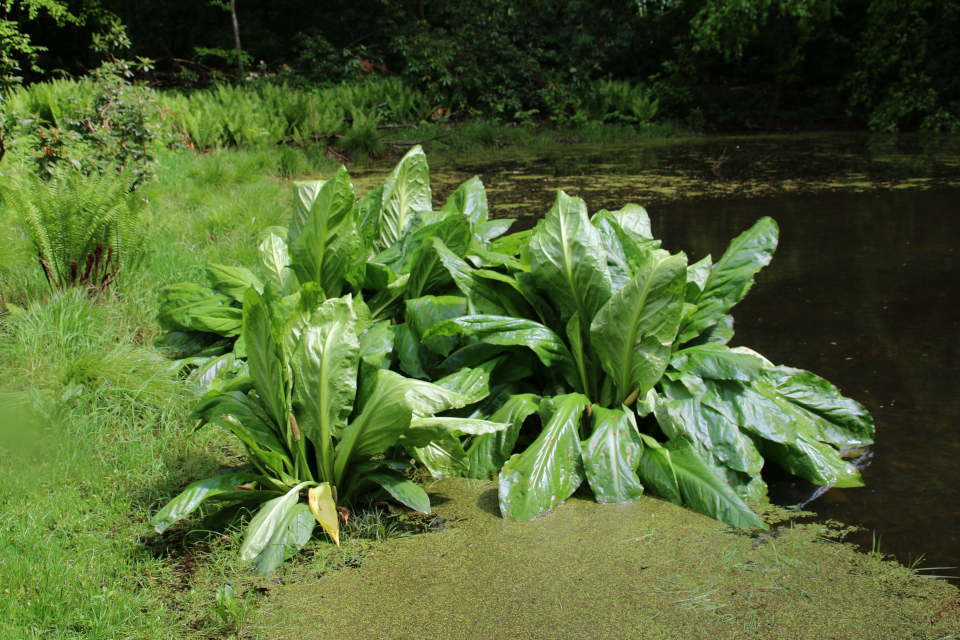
[273,479,960,640]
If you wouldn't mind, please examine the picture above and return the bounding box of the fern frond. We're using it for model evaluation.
[1,168,147,288]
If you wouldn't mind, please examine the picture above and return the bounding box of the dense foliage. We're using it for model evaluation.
[152,147,873,571]
[2,0,957,130]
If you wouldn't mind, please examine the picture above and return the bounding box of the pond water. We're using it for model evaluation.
[358,133,960,576]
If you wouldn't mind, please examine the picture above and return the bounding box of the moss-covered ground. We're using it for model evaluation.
[275,479,960,640]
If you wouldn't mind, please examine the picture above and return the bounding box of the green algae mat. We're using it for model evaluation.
[272,479,960,639]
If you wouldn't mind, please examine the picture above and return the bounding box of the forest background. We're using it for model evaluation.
[2,0,958,134]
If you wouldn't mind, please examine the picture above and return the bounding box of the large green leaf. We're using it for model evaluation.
[669,344,765,382]
[409,417,509,436]
[582,406,645,504]
[528,191,612,328]
[695,378,799,445]
[591,252,687,404]
[184,306,244,336]
[654,378,763,476]
[240,481,313,561]
[289,167,360,298]
[291,296,360,482]
[466,394,541,479]
[440,175,487,224]
[206,264,263,303]
[664,437,767,529]
[279,282,325,362]
[423,316,581,392]
[400,426,469,478]
[192,390,286,454]
[356,184,384,254]
[401,377,471,416]
[498,393,590,521]
[474,219,514,243]
[377,145,431,251]
[432,358,503,404]
[394,322,435,380]
[154,330,226,359]
[253,503,315,575]
[763,433,864,488]
[433,241,531,317]
[685,255,713,303]
[565,312,597,400]
[355,321,397,416]
[764,365,875,447]
[150,473,272,533]
[406,295,467,357]
[591,209,660,290]
[404,223,472,300]
[187,350,243,391]
[288,180,326,247]
[678,217,778,345]
[333,371,465,487]
[367,274,408,322]
[157,283,233,333]
[591,203,653,241]
[368,469,431,513]
[243,287,288,427]
[220,414,295,482]
[258,233,298,297]
[635,433,682,505]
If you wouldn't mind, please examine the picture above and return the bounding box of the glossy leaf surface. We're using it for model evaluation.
[678,217,778,345]
[499,393,590,521]
[368,469,431,513]
[253,503,315,575]
[150,473,267,533]
[378,146,432,251]
[206,263,263,303]
[528,191,612,327]
[591,252,687,403]
[582,406,645,504]
[466,394,541,479]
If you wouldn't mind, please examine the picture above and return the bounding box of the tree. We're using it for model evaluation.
[844,0,959,131]
[687,0,836,113]
[1,0,81,88]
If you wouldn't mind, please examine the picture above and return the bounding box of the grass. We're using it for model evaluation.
[0,144,459,637]
[0,147,313,638]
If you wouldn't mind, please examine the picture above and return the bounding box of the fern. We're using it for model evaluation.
[2,168,149,289]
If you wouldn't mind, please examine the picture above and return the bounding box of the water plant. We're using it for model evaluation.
[151,147,521,572]
[152,146,874,572]
[419,195,873,527]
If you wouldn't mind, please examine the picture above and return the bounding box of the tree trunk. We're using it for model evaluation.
[230,0,244,77]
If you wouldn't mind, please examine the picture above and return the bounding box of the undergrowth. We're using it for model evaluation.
[0,145,459,638]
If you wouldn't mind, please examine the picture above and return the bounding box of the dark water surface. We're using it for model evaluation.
[654,189,960,578]
[361,133,960,575]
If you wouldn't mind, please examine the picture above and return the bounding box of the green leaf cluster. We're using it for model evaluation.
[152,146,528,571]
[154,146,875,571]
[420,191,873,529]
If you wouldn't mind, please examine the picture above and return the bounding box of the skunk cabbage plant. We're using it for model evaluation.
[422,192,873,528]
[153,147,874,572]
